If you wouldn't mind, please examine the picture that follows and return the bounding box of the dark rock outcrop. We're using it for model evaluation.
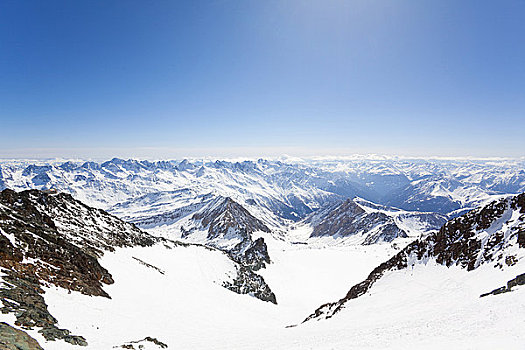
[480,273,525,297]
[223,265,277,304]
[229,237,271,271]
[0,189,156,297]
[188,196,273,271]
[192,197,270,240]
[0,322,44,350]
[0,188,277,344]
[0,269,87,345]
[308,198,446,244]
[187,197,277,300]
[115,336,168,349]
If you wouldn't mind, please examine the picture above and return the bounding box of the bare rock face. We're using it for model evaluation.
[223,265,277,304]
[189,197,276,299]
[304,192,525,322]
[0,322,44,350]
[193,197,271,240]
[480,273,525,297]
[0,188,277,347]
[0,189,156,297]
[229,237,271,271]
[0,269,87,345]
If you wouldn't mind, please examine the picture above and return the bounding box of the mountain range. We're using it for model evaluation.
[2,158,524,218]
[0,157,524,349]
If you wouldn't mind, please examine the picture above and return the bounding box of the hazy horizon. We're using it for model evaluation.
[1,150,524,163]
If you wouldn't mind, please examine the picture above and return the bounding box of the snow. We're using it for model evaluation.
[1,158,525,349]
[2,158,524,220]
[1,237,394,349]
[293,262,525,350]
[1,234,522,349]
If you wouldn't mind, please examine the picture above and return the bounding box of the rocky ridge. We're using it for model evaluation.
[0,322,43,350]
[0,189,158,345]
[304,192,525,322]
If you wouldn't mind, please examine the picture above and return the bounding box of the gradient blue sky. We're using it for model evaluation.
[1,0,524,158]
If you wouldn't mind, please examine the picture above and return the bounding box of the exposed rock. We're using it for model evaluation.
[187,197,276,299]
[114,336,168,349]
[188,196,273,272]
[303,244,411,322]
[0,269,87,346]
[192,196,270,240]
[480,273,525,297]
[307,198,446,244]
[223,265,277,304]
[518,229,525,248]
[0,322,44,350]
[505,255,518,266]
[229,237,271,271]
[132,257,165,275]
[0,188,277,343]
[507,272,525,289]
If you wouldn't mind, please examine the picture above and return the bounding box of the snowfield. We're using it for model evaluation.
[3,236,522,349]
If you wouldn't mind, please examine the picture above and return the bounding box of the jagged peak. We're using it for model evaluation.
[193,195,270,235]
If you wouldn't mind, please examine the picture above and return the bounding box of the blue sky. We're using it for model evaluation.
[1,0,524,158]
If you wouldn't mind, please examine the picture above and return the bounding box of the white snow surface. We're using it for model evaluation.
[1,235,523,349]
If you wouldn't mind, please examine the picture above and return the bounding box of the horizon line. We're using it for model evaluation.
[1,154,524,164]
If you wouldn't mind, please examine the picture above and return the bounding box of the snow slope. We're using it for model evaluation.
[3,237,523,349]
[0,159,524,349]
[303,193,525,338]
[0,237,395,349]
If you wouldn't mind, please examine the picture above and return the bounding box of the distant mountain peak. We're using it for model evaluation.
[306,197,446,245]
[193,196,270,241]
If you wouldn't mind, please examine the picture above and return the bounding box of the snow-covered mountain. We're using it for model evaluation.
[1,186,524,349]
[0,189,276,347]
[1,158,524,222]
[303,192,525,322]
[0,189,156,346]
[301,197,447,245]
[2,157,523,266]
